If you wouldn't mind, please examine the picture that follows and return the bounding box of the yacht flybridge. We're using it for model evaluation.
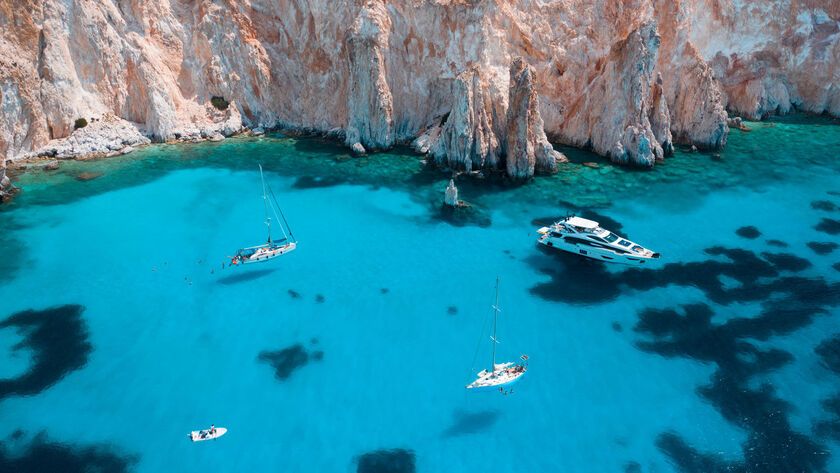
[537,215,659,265]
[230,165,297,266]
[466,277,528,392]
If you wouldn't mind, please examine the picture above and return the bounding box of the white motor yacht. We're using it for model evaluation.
[537,216,659,265]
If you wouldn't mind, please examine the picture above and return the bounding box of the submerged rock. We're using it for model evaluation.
[75,172,103,181]
[350,141,367,156]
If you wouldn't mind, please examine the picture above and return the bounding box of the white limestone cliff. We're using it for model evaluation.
[1,0,837,174]
[505,57,565,177]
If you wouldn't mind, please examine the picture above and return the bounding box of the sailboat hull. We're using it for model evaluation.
[466,364,527,391]
[233,242,297,265]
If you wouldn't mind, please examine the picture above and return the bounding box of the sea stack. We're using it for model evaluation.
[0,163,17,202]
[444,179,459,207]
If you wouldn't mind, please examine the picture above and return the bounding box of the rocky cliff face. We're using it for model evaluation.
[504,57,565,176]
[345,0,394,153]
[1,0,837,174]
[420,66,502,173]
[557,21,668,167]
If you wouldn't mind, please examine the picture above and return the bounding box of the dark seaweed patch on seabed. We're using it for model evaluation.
[0,431,137,473]
[356,448,416,473]
[258,343,323,381]
[816,335,840,374]
[814,335,840,443]
[760,252,812,272]
[815,218,840,235]
[434,203,492,228]
[807,241,839,255]
[0,305,92,401]
[529,245,828,306]
[530,240,840,471]
[811,200,838,212]
[735,226,761,239]
[636,304,832,473]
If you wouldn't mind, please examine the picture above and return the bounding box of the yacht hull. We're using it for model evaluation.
[538,237,656,265]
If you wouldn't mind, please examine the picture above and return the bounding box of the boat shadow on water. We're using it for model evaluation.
[216,268,276,285]
[441,409,501,437]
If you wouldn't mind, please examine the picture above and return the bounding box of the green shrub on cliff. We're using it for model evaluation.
[211,96,229,111]
[74,118,88,129]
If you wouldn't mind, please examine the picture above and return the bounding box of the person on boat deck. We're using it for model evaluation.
[210,425,216,435]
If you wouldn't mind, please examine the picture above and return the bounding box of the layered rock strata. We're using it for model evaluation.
[414,58,565,177]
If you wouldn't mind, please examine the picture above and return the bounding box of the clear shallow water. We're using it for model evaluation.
[1,116,839,472]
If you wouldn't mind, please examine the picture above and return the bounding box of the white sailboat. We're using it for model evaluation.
[466,277,528,392]
[230,165,297,266]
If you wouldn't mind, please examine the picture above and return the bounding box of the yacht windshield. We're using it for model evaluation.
[603,232,619,243]
[617,240,632,247]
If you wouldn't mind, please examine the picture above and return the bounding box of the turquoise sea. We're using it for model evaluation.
[1,115,839,472]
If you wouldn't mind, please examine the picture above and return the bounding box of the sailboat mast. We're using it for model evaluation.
[259,164,271,243]
[491,276,500,371]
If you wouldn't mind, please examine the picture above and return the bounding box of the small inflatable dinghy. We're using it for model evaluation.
[189,427,227,442]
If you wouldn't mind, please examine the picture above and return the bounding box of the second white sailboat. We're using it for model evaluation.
[466,277,528,392]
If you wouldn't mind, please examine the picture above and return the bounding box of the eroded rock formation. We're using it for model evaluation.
[415,58,564,177]
[505,57,565,177]
[558,22,666,167]
[444,179,459,207]
[345,0,394,153]
[0,0,837,169]
[0,160,13,202]
[425,66,501,173]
